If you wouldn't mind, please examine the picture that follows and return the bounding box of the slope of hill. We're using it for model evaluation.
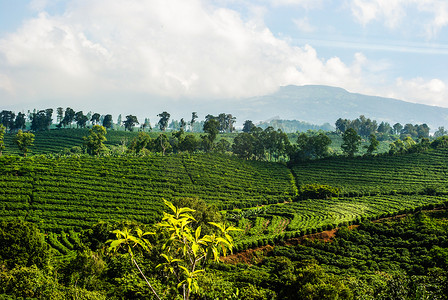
[235,85,448,129]
[2,150,448,240]
[0,154,296,231]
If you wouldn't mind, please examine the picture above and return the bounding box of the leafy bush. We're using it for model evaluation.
[299,184,340,200]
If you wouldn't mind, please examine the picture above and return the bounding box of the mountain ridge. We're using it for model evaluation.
[231,85,448,129]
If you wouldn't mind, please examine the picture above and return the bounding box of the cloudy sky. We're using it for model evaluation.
[1,0,448,120]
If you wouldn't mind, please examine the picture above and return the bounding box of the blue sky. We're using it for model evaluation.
[1,0,448,119]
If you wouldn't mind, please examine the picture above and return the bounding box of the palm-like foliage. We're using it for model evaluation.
[107,199,240,300]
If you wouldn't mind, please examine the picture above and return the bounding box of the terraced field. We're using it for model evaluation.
[292,150,448,196]
[0,154,296,232]
[2,148,448,252]
[2,129,143,155]
[229,194,448,249]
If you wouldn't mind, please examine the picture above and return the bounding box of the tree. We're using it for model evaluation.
[215,139,231,153]
[157,112,171,131]
[15,130,35,157]
[434,126,448,138]
[377,121,392,135]
[416,124,430,138]
[0,125,5,156]
[401,123,418,138]
[226,114,236,133]
[403,136,416,150]
[107,199,238,300]
[13,112,26,131]
[83,125,107,155]
[90,113,101,125]
[357,115,377,137]
[232,132,255,159]
[75,111,88,128]
[56,107,64,124]
[123,115,139,131]
[117,114,122,127]
[61,107,75,128]
[154,133,172,155]
[393,123,403,135]
[335,118,350,134]
[0,110,15,132]
[128,132,152,153]
[190,112,198,132]
[202,118,219,151]
[0,219,50,270]
[30,110,52,131]
[242,120,255,133]
[179,135,199,153]
[294,132,332,161]
[341,128,361,157]
[102,114,113,129]
[365,134,379,155]
[180,118,187,131]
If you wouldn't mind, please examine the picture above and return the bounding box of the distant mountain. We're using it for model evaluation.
[231,85,448,130]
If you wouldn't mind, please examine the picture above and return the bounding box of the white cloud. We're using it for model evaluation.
[393,77,448,107]
[0,0,446,113]
[293,17,316,33]
[268,0,323,9]
[350,0,407,28]
[0,0,373,107]
[349,0,448,38]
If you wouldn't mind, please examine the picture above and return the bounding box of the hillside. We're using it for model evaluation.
[1,149,448,240]
[233,85,448,129]
[0,154,296,231]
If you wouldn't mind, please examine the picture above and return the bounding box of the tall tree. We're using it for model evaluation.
[56,107,64,124]
[90,113,101,125]
[13,113,26,131]
[242,120,255,133]
[123,115,139,131]
[0,110,15,132]
[226,114,236,132]
[365,134,379,155]
[393,123,403,135]
[83,125,107,155]
[102,114,113,129]
[154,133,171,155]
[157,111,170,131]
[30,109,52,131]
[341,128,361,157]
[377,121,392,135]
[335,118,350,134]
[293,132,331,161]
[434,126,448,138]
[15,130,35,157]
[180,118,187,131]
[74,111,88,128]
[190,112,198,132]
[416,124,430,138]
[202,118,219,151]
[117,114,122,127]
[232,132,255,159]
[0,125,5,156]
[61,107,75,128]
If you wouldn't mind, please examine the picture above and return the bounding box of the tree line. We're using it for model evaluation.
[335,115,431,139]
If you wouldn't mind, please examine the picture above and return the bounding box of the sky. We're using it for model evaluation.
[0,0,448,121]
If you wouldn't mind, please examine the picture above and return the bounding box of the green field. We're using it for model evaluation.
[292,150,448,196]
[2,148,448,248]
[0,153,296,232]
[2,130,448,299]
